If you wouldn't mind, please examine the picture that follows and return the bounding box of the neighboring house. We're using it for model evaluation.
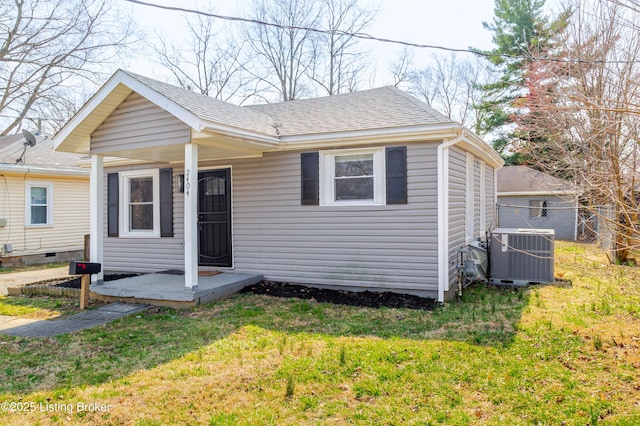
[0,133,89,266]
[497,166,579,240]
[52,70,503,303]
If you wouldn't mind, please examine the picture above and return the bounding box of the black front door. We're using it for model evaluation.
[198,169,232,267]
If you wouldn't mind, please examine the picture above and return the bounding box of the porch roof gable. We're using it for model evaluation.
[53,70,279,154]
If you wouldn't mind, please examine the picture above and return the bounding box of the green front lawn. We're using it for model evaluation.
[0,242,638,425]
[0,262,68,274]
[0,296,82,319]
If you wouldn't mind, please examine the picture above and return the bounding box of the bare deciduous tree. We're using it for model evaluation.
[388,47,414,88]
[243,0,321,101]
[516,0,640,262]
[309,0,376,95]
[150,9,255,103]
[407,53,489,134]
[0,0,136,135]
[607,0,640,12]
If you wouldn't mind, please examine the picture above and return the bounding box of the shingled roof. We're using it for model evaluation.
[497,166,577,194]
[123,71,455,137]
[54,69,503,168]
[247,86,454,136]
[123,71,278,136]
[0,133,84,168]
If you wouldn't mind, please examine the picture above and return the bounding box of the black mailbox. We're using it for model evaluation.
[69,261,101,275]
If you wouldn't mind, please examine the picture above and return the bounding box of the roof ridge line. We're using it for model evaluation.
[384,86,455,124]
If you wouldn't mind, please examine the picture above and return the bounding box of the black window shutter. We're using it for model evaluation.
[107,173,119,237]
[301,152,319,205]
[159,168,173,237]
[386,146,407,204]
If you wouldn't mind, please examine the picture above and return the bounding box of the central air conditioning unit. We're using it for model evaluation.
[489,228,555,286]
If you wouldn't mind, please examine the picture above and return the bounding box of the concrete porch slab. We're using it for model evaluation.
[90,272,262,308]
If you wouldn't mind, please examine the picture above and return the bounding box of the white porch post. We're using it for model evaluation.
[90,154,104,284]
[184,143,199,291]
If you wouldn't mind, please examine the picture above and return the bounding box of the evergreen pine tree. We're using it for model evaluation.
[473,0,558,164]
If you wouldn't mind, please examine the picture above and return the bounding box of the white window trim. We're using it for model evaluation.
[25,181,53,227]
[119,169,160,238]
[465,152,474,243]
[530,200,548,218]
[320,147,385,206]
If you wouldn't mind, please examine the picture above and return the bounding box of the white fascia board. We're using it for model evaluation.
[498,190,580,196]
[0,164,89,177]
[460,129,504,168]
[199,120,280,146]
[93,151,264,168]
[102,158,173,167]
[73,156,145,168]
[277,123,462,150]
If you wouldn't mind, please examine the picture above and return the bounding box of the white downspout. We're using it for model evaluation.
[437,132,464,304]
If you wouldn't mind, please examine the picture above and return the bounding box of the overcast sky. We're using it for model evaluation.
[126,0,499,83]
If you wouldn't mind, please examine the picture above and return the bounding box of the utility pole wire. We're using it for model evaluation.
[124,0,640,65]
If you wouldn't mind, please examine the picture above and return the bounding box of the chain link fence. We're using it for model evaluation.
[496,202,640,266]
[497,203,597,243]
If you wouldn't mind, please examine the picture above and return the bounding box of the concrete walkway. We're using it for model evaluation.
[0,303,149,337]
[0,266,70,295]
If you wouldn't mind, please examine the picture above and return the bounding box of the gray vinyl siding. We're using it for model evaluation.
[447,147,467,294]
[446,149,497,299]
[230,143,439,295]
[94,93,189,272]
[103,163,185,273]
[103,142,441,296]
[497,194,577,240]
[91,93,190,154]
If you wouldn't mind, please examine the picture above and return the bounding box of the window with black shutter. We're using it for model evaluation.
[304,146,408,206]
[107,173,119,237]
[385,146,407,204]
[109,168,172,238]
[159,168,173,237]
[301,152,319,205]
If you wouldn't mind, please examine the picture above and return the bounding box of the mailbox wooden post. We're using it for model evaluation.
[69,261,102,310]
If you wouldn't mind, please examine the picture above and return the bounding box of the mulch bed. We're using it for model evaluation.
[241,281,437,310]
[23,275,437,310]
[41,274,140,289]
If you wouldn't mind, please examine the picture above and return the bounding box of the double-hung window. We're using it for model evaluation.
[320,148,385,206]
[25,182,53,226]
[120,169,160,237]
[530,200,548,218]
